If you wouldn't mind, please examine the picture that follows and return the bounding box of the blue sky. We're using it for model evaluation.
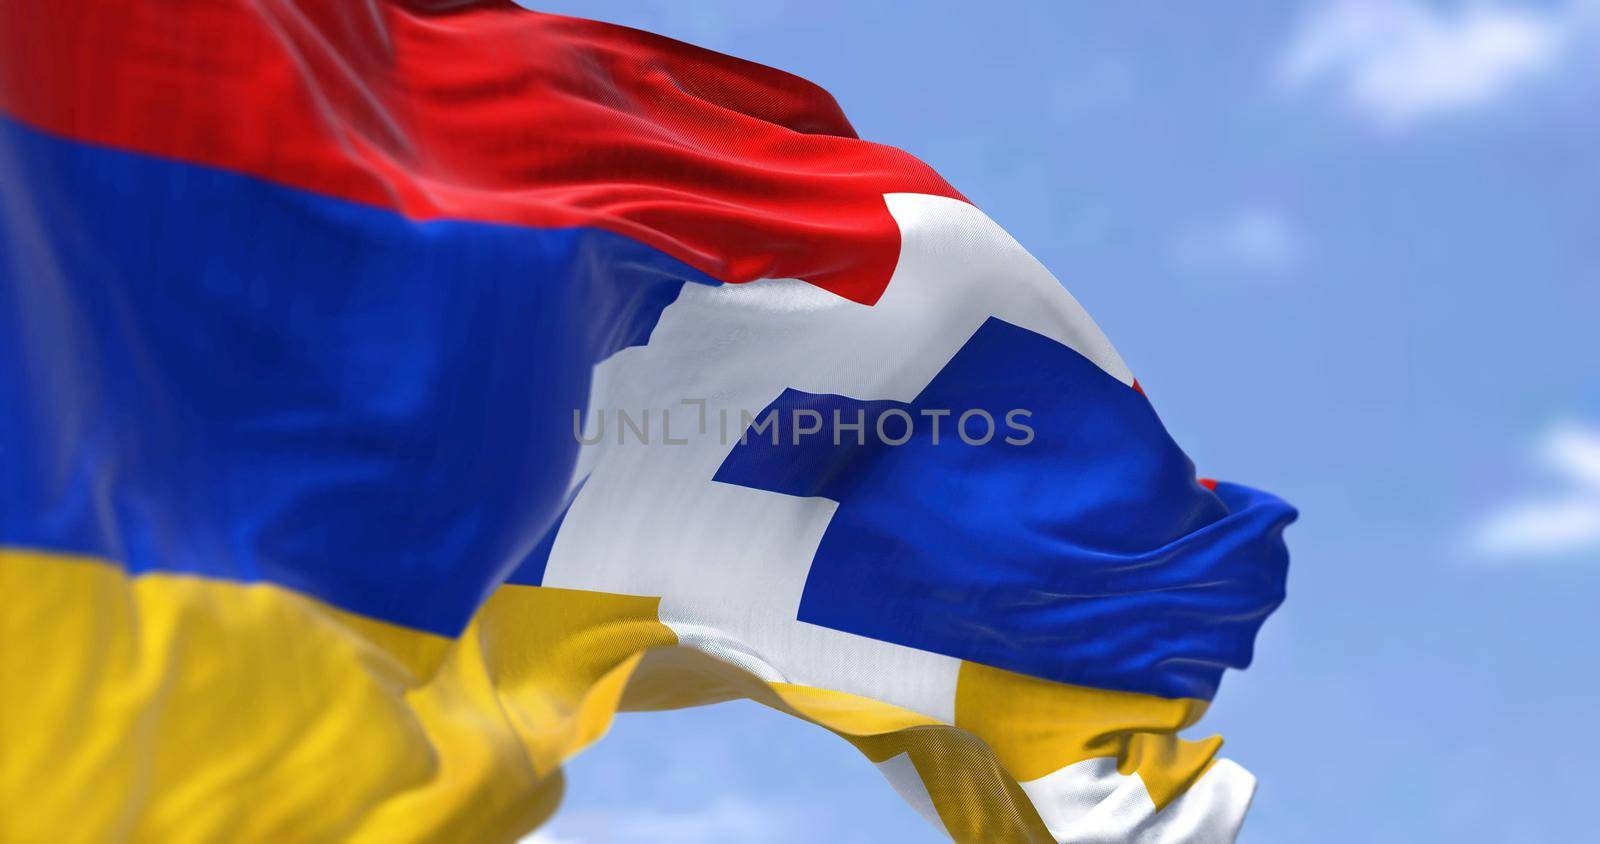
[523,2,1600,841]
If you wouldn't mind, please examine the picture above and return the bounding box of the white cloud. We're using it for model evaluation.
[1544,422,1600,488]
[1281,1,1594,128]
[1173,207,1302,277]
[1472,422,1600,559]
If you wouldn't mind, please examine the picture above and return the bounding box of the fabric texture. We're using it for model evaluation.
[0,2,1295,841]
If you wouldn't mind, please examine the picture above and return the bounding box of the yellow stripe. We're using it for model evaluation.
[955,660,1220,808]
[618,647,1057,841]
[2,547,1218,842]
[345,585,675,842]
[0,549,671,844]
[844,727,1057,842]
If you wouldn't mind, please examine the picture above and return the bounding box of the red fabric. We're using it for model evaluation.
[0,0,963,303]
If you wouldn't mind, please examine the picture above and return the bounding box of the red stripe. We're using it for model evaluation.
[0,0,962,304]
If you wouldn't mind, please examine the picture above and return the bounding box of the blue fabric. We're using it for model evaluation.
[0,116,714,635]
[714,317,1296,700]
[0,113,1295,698]
[505,478,585,587]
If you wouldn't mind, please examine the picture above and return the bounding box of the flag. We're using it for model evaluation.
[0,2,1295,841]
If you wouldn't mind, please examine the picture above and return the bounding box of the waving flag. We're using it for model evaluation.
[0,2,1295,842]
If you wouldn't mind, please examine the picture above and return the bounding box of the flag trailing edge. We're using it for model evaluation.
[0,2,1296,842]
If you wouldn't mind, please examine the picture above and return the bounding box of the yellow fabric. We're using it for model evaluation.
[0,550,667,844]
[617,647,1057,841]
[2,548,1222,842]
[846,727,1057,842]
[955,661,1220,808]
[344,587,674,842]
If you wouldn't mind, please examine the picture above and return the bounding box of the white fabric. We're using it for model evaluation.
[539,193,1254,841]
[1022,758,1256,843]
[875,753,949,836]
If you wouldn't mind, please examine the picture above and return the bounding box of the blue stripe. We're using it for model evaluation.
[0,116,714,635]
[505,478,584,587]
[713,317,1295,700]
